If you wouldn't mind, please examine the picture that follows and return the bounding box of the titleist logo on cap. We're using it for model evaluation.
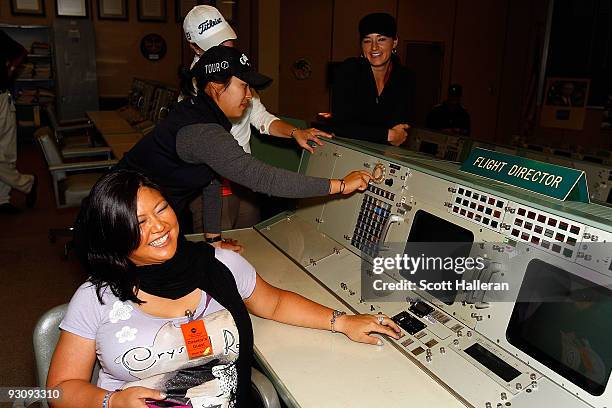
[198,18,223,34]
[204,61,230,74]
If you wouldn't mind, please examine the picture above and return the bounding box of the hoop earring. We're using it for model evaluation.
[392,48,397,54]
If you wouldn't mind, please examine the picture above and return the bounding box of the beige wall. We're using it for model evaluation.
[1,1,182,98]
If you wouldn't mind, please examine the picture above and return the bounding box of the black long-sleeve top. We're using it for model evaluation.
[120,93,329,233]
[330,54,415,143]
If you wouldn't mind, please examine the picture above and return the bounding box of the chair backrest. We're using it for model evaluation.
[45,105,60,131]
[35,127,64,166]
[33,304,100,408]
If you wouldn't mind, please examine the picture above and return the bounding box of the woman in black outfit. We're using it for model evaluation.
[331,12,414,146]
[120,46,371,248]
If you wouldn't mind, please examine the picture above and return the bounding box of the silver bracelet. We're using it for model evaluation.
[102,391,114,408]
[330,310,346,333]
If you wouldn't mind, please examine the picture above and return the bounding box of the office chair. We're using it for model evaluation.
[36,127,118,257]
[44,106,105,152]
[35,127,117,209]
[13,304,280,408]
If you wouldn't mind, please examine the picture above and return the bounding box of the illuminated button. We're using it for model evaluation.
[491,221,498,228]
[465,190,472,197]
[496,201,504,208]
[460,209,467,216]
[485,208,492,215]
[493,210,501,218]
[518,208,526,216]
[453,206,459,213]
[470,202,477,209]
[480,196,487,203]
[541,240,550,249]
[473,193,479,200]
[524,222,533,230]
[521,232,529,240]
[511,229,519,237]
[514,218,523,226]
[483,217,490,225]
[556,233,565,242]
[567,237,576,246]
[462,199,469,206]
[570,225,580,235]
[537,214,546,223]
[468,212,474,219]
[478,205,484,212]
[531,236,540,244]
[488,198,495,205]
[475,214,482,222]
[544,229,554,238]
[563,248,573,258]
[552,244,561,253]
[527,211,536,219]
[534,225,543,234]
[559,222,568,231]
[548,218,557,227]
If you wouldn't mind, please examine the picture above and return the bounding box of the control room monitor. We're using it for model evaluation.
[404,210,474,305]
[507,259,612,396]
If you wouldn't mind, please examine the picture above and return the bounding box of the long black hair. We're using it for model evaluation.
[74,169,163,304]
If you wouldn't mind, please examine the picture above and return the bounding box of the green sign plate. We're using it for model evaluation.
[461,148,590,202]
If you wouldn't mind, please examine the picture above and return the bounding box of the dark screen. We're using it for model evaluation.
[507,259,612,396]
[405,210,474,304]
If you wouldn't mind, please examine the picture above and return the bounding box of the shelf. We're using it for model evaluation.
[16,78,54,83]
[27,54,51,59]
[0,24,49,29]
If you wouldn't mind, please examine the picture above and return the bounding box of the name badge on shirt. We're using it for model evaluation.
[180,319,213,359]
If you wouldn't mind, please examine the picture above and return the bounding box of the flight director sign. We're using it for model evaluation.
[461,148,589,202]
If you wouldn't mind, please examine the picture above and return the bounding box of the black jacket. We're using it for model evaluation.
[120,93,229,214]
[0,30,26,92]
[331,55,414,143]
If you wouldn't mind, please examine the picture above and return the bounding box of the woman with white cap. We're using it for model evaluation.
[182,6,331,244]
[119,46,372,251]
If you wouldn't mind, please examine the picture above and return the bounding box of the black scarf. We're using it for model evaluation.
[137,237,254,407]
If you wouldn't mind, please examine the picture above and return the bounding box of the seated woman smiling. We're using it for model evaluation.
[46,170,400,408]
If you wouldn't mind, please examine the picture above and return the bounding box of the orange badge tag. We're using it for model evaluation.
[180,319,213,359]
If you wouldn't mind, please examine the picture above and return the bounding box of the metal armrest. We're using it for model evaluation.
[251,367,281,408]
[57,123,94,133]
[49,159,118,173]
[12,398,37,407]
[62,146,112,159]
[59,117,91,126]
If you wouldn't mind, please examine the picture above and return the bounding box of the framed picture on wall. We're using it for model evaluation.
[137,0,167,22]
[98,0,128,20]
[540,77,590,130]
[55,0,88,18]
[10,0,45,16]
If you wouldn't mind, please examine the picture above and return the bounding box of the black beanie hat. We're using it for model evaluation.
[359,12,397,39]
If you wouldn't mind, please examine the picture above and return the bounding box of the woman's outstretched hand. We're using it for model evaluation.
[330,171,372,195]
[334,313,401,345]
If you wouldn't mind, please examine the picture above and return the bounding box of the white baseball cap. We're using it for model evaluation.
[183,5,237,52]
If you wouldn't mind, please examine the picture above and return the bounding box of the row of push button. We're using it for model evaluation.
[367,184,395,201]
